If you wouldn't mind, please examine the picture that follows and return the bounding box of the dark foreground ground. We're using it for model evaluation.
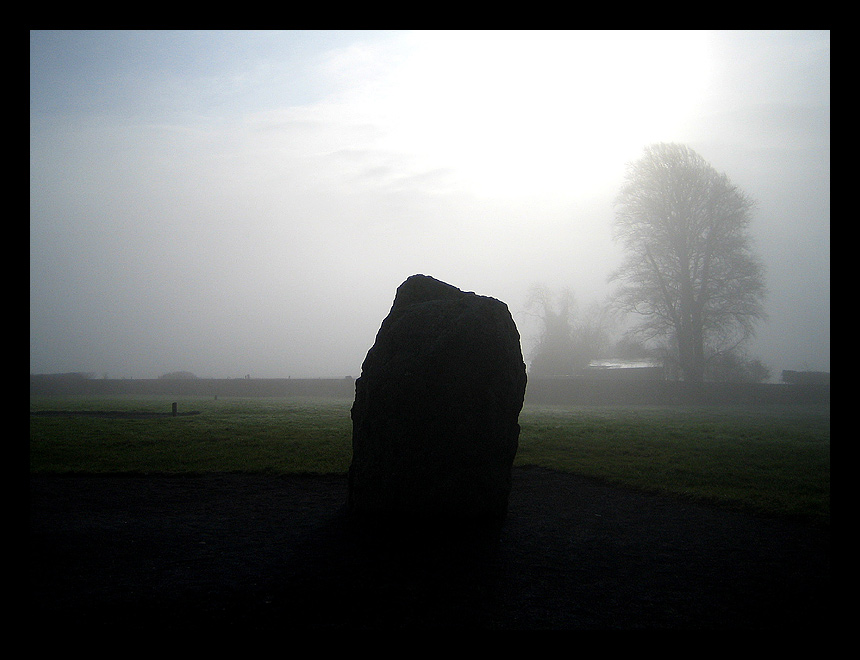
[30,467,830,632]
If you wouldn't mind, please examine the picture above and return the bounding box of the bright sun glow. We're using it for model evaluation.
[341,30,713,200]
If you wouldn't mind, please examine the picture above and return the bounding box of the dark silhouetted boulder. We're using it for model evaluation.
[347,274,527,521]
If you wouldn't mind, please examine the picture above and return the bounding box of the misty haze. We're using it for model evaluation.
[29,30,828,383]
[30,30,830,633]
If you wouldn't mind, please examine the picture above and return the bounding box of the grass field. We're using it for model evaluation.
[29,395,830,525]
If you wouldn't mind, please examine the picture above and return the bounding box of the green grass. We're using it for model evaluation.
[29,395,830,525]
[29,395,354,475]
[517,404,830,524]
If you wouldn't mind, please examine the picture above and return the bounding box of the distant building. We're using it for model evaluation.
[584,359,665,381]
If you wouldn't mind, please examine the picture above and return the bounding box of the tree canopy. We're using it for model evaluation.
[525,285,616,377]
[611,143,766,382]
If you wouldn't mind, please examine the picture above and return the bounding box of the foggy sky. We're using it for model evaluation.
[30,30,830,380]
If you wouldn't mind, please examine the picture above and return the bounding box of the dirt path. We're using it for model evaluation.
[29,467,830,631]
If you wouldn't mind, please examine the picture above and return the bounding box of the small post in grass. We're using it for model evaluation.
[172,402,177,417]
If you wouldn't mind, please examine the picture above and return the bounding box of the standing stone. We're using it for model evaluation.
[348,274,527,521]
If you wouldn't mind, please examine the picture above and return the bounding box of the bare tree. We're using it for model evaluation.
[611,143,766,383]
[525,284,617,377]
[525,285,576,377]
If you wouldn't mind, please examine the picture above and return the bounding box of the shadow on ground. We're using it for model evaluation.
[29,467,830,631]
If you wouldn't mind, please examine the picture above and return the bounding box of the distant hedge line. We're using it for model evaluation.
[30,375,828,406]
[523,377,829,406]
